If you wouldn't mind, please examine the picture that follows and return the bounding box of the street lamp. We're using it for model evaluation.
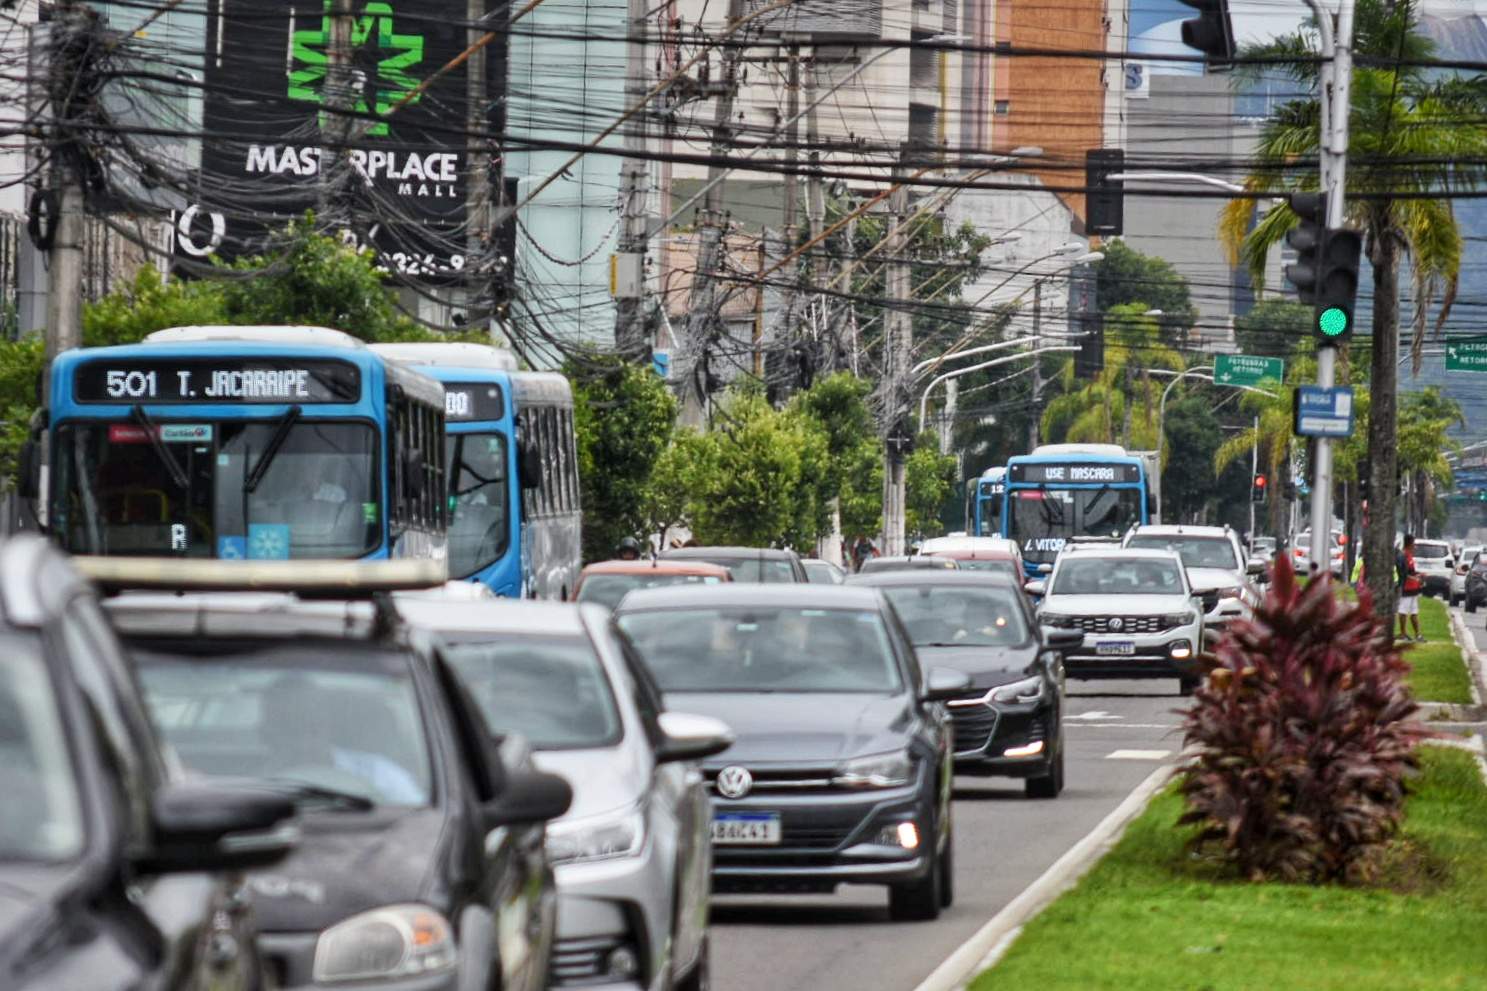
[918,345,1080,429]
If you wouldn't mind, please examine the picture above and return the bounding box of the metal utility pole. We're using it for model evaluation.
[1250,414,1259,542]
[1026,280,1042,450]
[881,147,913,556]
[680,0,747,425]
[612,0,652,357]
[1306,0,1354,574]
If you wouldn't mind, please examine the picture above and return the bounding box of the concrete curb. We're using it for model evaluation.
[1445,608,1486,706]
[912,763,1176,991]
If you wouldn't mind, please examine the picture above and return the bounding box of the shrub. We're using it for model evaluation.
[1178,555,1426,883]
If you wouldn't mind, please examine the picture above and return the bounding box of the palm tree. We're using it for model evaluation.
[1218,0,1487,613]
[1041,303,1184,449]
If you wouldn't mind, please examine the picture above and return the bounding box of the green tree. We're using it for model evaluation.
[1220,0,1487,612]
[1396,387,1462,535]
[571,359,678,561]
[644,426,716,545]
[1094,239,1199,344]
[1233,298,1312,357]
[905,433,957,538]
[1162,395,1226,523]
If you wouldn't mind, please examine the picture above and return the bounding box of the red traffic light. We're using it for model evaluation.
[1254,474,1267,489]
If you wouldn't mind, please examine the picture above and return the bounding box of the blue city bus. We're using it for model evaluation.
[971,466,1006,537]
[372,343,582,599]
[44,326,447,562]
[1001,444,1152,577]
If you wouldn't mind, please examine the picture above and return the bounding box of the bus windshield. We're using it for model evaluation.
[445,432,510,578]
[53,420,379,559]
[1008,486,1143,562]
[976,487,1004,536]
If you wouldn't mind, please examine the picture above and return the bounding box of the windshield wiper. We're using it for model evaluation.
[130,405,190,490]
[244,405,303,494]
[261,779,375,812]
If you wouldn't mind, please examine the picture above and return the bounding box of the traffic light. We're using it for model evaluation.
[1074,311,1105,379]
[1358,475,1370,503]
[1178,0,1236,61]
[1314,227,1362,343]
[1285,192,1326,304]
[1085,148,1124,236]
[1252,473,1268,502]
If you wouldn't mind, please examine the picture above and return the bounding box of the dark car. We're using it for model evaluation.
[615,584,968,921]
[659,545,809,582]
[103,578,572,991]
[1467,552,1487,613]
[1,537,297,991]
[845,571,1079,797]
[857,555,961,575]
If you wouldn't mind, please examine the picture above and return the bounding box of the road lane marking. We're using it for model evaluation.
[1105,749,1172,760]
[1067,722,1178,730]
[1067,710,1118,720]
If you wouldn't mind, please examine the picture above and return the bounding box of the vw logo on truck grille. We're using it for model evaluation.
[716,766,753,798]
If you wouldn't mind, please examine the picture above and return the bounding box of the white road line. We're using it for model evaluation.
[911,763,1175,991]
[1067,722,1178,730]
[1067,710,1118,720]
[1105,749,1172,760]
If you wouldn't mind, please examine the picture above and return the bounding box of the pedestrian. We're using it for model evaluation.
[851,535,877,573]
[1351,553,1365,594]
[1396,534,1425,642]
[615,536,642,561]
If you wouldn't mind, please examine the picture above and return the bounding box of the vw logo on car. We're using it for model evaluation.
[716,765,753,799]
[1108,617,1124,632]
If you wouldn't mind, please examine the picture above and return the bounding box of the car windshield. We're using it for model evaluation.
[52,420,378,559]
[706,557,798,583]
[0,636,85,862]
[1008,487,1143,563]
[1052,557,1185,596]
[577,572,723,610]
[618,607,902,694]
[133,641,433,808]
[1127,535,1239,570]
[444,636,621,750]
[802,561,841,584]
[880,585,1030,647]
[1415,542,1450,560]
[445,432,510,578]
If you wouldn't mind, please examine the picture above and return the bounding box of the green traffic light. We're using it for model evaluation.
[1317,306,1349,337]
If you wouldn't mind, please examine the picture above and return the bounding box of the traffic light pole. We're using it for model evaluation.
[1306,0,1354,576]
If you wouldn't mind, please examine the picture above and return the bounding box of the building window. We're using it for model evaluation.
[994,100,1010,115]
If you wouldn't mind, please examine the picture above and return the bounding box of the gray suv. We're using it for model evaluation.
[1032,546,1206,694]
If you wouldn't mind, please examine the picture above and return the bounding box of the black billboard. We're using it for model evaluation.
[175,0,502,284]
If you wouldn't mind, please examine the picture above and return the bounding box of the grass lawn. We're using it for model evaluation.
[1402,597,1474,704]
[971,747,1487,991]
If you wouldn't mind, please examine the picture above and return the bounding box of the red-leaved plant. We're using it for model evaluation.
[1178,554,1427,883]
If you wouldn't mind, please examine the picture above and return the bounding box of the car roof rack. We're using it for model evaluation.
[72,557,447,597]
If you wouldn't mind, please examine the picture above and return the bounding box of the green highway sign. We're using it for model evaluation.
[1214,354,1284,388]
[1446,336,1487,372]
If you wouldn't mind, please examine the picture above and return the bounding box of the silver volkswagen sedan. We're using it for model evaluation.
[394,598,731,991]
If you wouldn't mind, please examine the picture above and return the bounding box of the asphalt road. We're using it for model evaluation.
[710,679,1187,991]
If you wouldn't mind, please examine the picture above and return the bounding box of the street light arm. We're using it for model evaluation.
[1106,172,1247,194]
[918,345,1078,427]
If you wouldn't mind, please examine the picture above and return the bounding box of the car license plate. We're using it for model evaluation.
[1096,641,1135,656]
[711,813,781,845]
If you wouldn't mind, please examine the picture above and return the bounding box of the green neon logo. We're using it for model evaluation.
[288,1,425,138]
[1318,306,1349,337]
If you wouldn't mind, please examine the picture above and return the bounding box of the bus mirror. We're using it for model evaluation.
[16,439,39,500]
[519,442,542,490]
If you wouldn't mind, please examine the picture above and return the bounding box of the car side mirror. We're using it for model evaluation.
[1246,559,1267,577]
[655,711,734,764]
[1023,579,1046,596]
[923,666,972,702]
[136,781,297,874]
[1037,562,1053,575]
[1042,628,1084,650]
[484,769,572,829]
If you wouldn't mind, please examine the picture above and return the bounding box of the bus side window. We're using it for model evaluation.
[561,408,579,513]
[387,391,405,534]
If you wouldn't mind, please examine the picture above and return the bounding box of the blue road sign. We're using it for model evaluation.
[1293,385,1355,438]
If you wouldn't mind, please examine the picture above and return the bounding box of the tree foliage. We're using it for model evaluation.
[1233,298,1311,357]
[1094,239,1198,341]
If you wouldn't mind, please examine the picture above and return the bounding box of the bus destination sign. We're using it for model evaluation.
[443,381,505,422]
[74,358,362,405]
[1010,462,1141,484]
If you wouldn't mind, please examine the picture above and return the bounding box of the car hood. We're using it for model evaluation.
[1185,568,1243,592]
[532,744,646,823]
[246,807,448,932]
[1041,593,1191,615]
[665,692,910,764]
[0,868,70,971]
[913,645,1038,687]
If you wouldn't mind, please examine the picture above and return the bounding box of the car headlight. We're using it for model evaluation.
[1213,586,1242,600]
[989,676,1045,705]
[313,905,456,983]
[1038,613,1073,628]
[1162,611,1200,627]
[833,751,913,788]
[545,807,645,866]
